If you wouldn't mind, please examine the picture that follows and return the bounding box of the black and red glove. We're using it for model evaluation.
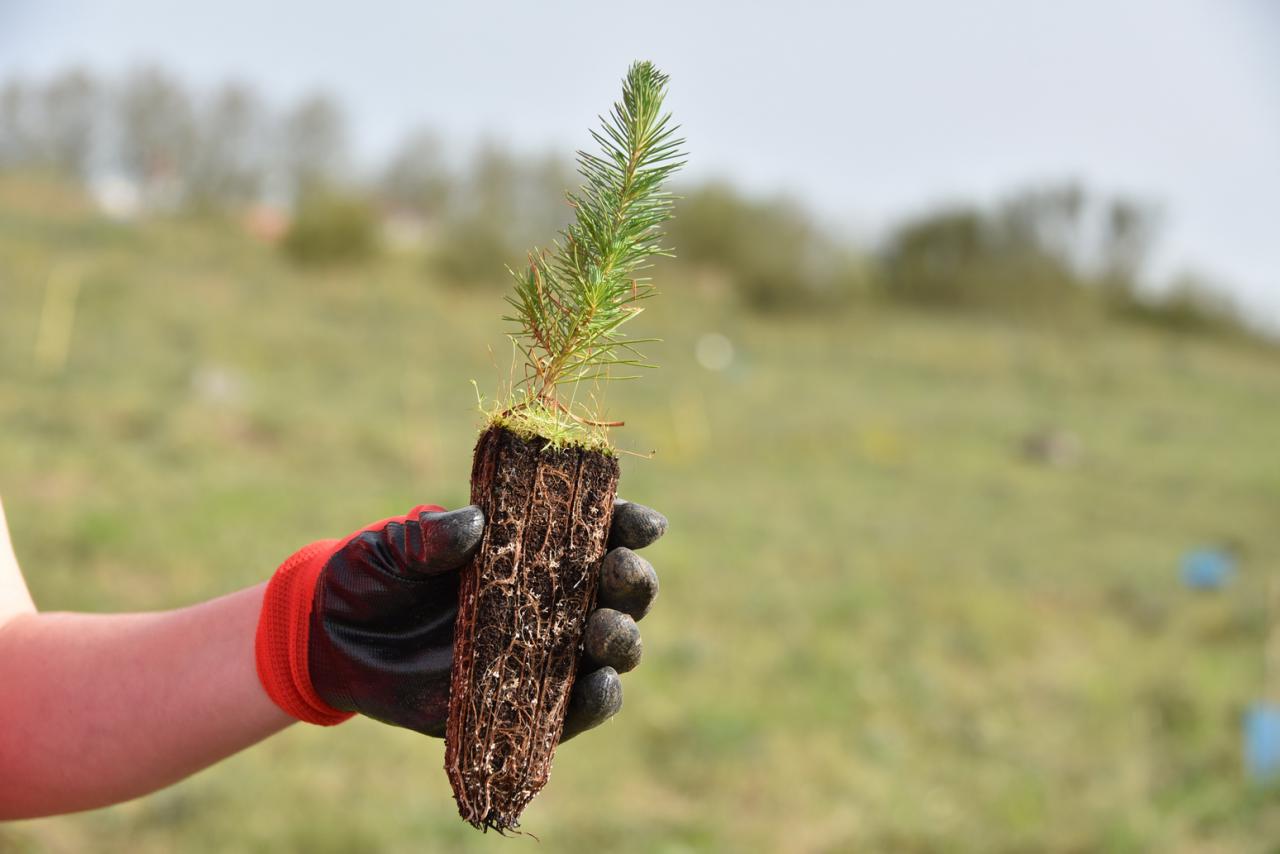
[255,501,664,740]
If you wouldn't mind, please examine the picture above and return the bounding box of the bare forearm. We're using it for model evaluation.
[0,583,294,819]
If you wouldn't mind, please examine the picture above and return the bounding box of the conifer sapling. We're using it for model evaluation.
[444,60,684,831]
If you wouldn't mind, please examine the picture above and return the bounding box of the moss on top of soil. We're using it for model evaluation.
[486,403,618,456]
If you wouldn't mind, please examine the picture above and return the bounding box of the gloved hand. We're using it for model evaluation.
[255,499,664,741]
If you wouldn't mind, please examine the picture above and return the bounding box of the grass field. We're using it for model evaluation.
[2,176,1280,852]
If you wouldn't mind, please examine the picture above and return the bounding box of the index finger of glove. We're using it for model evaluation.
[405,505,485,575]
[358,504,485,577]
[609,499,668,550]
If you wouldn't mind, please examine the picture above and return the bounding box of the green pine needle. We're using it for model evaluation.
[496,61,685,447]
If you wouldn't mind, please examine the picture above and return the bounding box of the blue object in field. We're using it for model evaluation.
[1180,547,1235,590]
[1245,703,1280,783]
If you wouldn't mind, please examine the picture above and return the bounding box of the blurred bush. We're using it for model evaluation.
[873,185,1259,339]
[1110,272,1251,339]
[282,192,378,267]
[429,218,514,286]
[666,182,873,311]
[882,186,1094,317]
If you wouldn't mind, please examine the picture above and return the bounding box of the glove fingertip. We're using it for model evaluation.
[599,547,659,620]
[412,505,485,573]
[585,608,643,673]
[609,501,668,550]
[562,666,623,741]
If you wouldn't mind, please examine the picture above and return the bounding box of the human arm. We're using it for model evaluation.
[0,583,293,819]
[0,496,663,819]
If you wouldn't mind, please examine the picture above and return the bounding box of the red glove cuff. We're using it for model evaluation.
[254,505,446,726]
[255,539,355,726]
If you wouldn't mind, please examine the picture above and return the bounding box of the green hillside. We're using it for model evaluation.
[2,176,1280,852]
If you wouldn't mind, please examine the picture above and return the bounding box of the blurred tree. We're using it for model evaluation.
[1098,198,1158,296]
[40,69,101,180]
[998,183,1084,267]
[186,83,269,212]
[468,141,519,226]
[280,93,349,203]
[117,66,196,206]
[430,145,574,287]
[429,143,517,285]
[511,152,575,246]
[989,185,1088,311]
[455,144,573,242]
[882,206,989,308]
[0,78,34,169]
[380,128,452,216]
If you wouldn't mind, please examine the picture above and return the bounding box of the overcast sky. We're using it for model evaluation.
[2,0,1277,324]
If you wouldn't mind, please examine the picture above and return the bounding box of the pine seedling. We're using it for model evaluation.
[446,61,684,832]
[496,60,685,448]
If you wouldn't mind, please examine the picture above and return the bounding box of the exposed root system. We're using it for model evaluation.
[445,425,619,831]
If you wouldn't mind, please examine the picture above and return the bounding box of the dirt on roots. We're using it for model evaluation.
[444,425,619,831]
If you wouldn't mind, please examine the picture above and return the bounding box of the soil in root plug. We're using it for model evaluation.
[445,425,620,830]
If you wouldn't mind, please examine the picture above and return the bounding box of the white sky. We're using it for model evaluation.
[2,0,1277,325]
